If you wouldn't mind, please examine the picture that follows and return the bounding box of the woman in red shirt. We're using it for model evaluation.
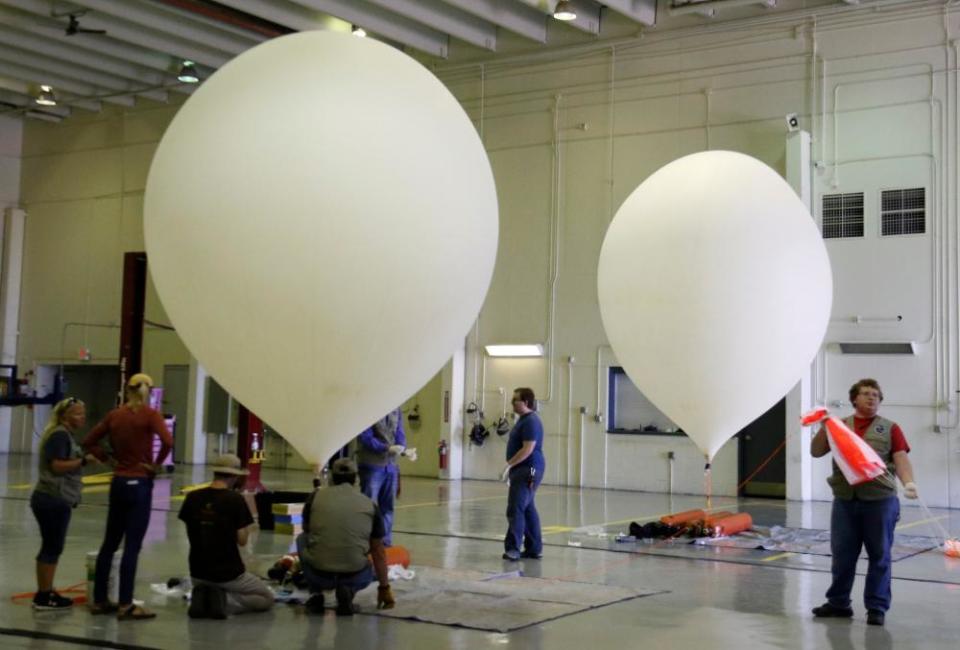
[83,373,172,620]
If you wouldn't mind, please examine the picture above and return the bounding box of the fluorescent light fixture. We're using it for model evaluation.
[178,60,200,84]
[352,25,367,38]
[553,1,577,21]
[35,84,57,106]
[485,344,544,357]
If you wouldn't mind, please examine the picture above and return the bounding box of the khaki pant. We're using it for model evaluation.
[194,572,273,615]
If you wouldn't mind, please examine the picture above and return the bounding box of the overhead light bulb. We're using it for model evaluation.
[35,84,57,106]
[553,1,577,21]
[352,25,367,38]
[178,60,200,84]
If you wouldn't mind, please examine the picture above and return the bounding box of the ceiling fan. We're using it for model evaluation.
[64,12,107,36]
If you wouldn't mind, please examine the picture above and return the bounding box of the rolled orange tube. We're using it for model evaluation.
[711,512,753,537]
[703,511,734,526]
[660,509,706,527]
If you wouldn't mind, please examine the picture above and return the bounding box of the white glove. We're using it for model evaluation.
[388,445,405,456]
[403,447,418,462]
[501,465,511,482]
[902,481,918,499]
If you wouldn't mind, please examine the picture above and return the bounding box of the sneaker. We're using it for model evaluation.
[305,593,325,615]
[520,550,543,559]
[188,584,210,619]
[334,585,356,616]
[866,609,885,626]
[502,550,521,561]
[206,585,228,620]
[812,602,853,618]
[32,591,73,610]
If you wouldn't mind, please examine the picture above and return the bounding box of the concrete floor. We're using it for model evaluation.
[1,453,958,650]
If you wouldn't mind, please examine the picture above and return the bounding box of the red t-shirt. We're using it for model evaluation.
[851,416,910,454]
[83,405,173,477]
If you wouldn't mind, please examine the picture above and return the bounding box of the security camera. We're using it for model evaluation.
[785,113,800,132]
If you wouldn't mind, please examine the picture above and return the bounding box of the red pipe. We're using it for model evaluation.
[153,0,292,38]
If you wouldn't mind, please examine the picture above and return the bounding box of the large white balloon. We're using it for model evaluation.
[597,151,831,460]
[144,32,498,465]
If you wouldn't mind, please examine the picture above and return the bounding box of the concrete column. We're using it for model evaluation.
[439,344,465,480]
[785,130,816,503]
[183,357,208,465]
[0,208,26,452]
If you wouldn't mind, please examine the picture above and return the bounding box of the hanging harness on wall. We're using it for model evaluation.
[466,402,489,447]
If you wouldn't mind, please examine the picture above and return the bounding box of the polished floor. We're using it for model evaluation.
[1,454,957,650]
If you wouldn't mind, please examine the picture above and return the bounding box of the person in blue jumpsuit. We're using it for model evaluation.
[501,387,546,561]
[356,408,406,546]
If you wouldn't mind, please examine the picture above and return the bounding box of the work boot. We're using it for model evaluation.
[866,609,885,626]
[335,585,356,616]
[305,593,325,615]
[188,584,209,619]
[206,585,228,620]
[812,602,853,618]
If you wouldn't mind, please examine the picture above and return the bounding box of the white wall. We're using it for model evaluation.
[10,1,960,505]
[11,101,191,452]
[441,0,960,505]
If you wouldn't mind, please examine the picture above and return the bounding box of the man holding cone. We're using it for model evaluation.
[810,378,917,626]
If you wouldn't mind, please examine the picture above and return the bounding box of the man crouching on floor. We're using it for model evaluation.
[178,454,274,619]
[297,458,395,615]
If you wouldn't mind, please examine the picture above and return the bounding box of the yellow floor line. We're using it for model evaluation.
[895,515,949,532]
[541,525,574,534]
[395,490,556,510]
[81,485,110,494]
[762,552,795,562]
[179,481,211,494]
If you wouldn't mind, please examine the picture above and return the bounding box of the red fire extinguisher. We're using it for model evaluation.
[438,439,448,470]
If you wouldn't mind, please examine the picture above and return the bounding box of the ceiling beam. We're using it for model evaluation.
[1,0,232,68]
[70,0,264,55]
[0,87,71,118]
[601,0,657,25]
[283,0,451,57]
[439,0,546,42]
[668,0,777,16]
[362,0,497,50]
[0,5,209,88]
[0,57,123,108]
[514,0,601,35]
[0,26,169,101]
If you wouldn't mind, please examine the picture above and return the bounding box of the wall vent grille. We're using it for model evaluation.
[822,192,864,239]
[881,187,925,236]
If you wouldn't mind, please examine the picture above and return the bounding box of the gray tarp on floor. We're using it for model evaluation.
[353,566,665,632]
[694,525,938,561]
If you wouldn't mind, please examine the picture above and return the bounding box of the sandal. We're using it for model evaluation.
[89,601,119,615]
[117,604,156,620]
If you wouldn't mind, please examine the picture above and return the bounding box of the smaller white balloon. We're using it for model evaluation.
[144,32,498,465]
[597,151,832,460]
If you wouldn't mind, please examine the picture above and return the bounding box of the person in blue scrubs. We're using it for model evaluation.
[501,387,546,561]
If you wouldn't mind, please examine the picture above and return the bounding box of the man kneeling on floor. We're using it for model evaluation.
[178,454,274,619]
[297,458,395,615]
